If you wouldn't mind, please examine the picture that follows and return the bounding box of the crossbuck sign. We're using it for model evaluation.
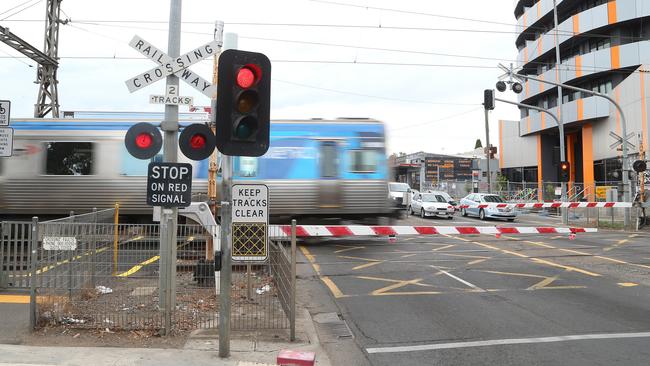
[124,34,222,98]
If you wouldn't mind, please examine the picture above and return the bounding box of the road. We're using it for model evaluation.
[301,214,650,365]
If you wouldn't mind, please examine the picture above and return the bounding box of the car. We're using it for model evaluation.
[388,182,411,207]
[409,192,455,219]
[459,193,516,222]
[427,190,459,211]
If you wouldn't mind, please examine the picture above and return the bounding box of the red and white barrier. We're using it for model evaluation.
[458,201,632,209]
[271,225,596,238]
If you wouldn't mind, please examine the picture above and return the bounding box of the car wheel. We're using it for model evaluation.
[479,209,486,220]
[461,208,467,217]
[507,218,515,222]
[421,209,425,218]
[447,216,453,220]
[409,205,413,215]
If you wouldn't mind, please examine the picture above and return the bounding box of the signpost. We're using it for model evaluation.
[0,127,13,157]
[43,237,77,251]
[231,184,269,261]
[146,162,193,207]
[0,100,10,126]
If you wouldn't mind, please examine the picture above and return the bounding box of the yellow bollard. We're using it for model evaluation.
[113,203,120,276]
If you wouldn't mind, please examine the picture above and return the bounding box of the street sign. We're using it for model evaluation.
[0,100,10,126]
[149,95,194,105]
[146,162,193,207]
[0,127,13,157]
[43,236,77,251]
[609,131,635,150]
[231,184,269,262]
[125,35,220,97]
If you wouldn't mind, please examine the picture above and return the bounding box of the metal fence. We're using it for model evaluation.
[23,218,294,333]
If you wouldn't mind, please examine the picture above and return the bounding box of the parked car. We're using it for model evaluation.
[459,193,516,221]
[427,190,458,211]
[388,182,411,207]
[410,192,455,219]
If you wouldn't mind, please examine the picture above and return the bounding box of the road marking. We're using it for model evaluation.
[431,244,455,252]
[355,275,442,296]
[431,265,484,291]
[0,294,30,304]
[618,282,639,287]
[594,255,650,270]
[365,331,650,354]
[334,245,365,253]
[338,255,385,270]
[604,239,629,252]
[301,246,347,298]
[116,255,160,277]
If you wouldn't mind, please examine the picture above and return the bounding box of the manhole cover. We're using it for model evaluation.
[313,312,353,342]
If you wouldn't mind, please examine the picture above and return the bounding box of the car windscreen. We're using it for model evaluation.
[389,183,409,192]
[482,195,505,203]
[422,194,447,203]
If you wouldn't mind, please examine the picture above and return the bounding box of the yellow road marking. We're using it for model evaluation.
[527,276,558,290]
[437,252,491,260]
[400,253,418,258]
[0,295,29,304]
[617,282,639,287]
[301,246,347,298]
[431,244,455,252]
[594,256,650,270]
[353,261,384,270]
[334,245,365,254]
[300,246,316,266]
[338,255,386,271]
[371,278,424,295]
[468,259,487,265]
[604,239,629,252]
[321,276,346,298]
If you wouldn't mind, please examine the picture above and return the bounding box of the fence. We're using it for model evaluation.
[1,209,296,334]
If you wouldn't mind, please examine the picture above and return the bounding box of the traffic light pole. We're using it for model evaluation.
[159,0,182,316]
[484,108,491,193]
[552,0,568,224]
[500,66,631,227]
[495,97,567,220]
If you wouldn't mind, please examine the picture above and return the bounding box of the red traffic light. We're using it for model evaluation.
[236,64,261,89]
[179,123,216,161]
[125,122,162,160]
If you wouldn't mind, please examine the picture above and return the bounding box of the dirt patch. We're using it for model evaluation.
[24,327,189,349]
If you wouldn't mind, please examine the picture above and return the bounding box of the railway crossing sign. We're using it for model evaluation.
[146,162,193,207]
[609,131,635,150]
[231,184,269,262]
[0,100,10,126]
[125,35,220,98]
[0,127,13,157]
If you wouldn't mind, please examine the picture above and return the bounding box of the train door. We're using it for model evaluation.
[318,140,342,208]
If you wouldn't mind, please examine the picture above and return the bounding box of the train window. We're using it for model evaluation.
[45,142,94,175]
[237,157,257,177]
[349,150,377,173]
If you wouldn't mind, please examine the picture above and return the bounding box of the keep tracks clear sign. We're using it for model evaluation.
[231,184,269,262]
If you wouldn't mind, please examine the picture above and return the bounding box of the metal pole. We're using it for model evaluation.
[218,31,238,359]
[290,219,297,342]
[552,0,568,224]
[29,216,38,330]
[159,0,182,311]
[484,108,491,193]
[501,65,631,226]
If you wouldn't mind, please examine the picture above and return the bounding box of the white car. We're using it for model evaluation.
[409,192,455,219]
[388,182,411,207]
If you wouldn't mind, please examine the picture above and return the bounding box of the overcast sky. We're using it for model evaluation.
[0,0,523,154]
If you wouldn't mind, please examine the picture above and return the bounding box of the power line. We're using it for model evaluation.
[0,0,37,17]
[274,79,479,106]
[0,47,33,67]
[390,107,483,131]
[0,0,42,21]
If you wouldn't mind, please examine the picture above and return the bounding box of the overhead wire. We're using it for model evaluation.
[0,0,42,21]
[0,0,38,17]
[390,107,484,132]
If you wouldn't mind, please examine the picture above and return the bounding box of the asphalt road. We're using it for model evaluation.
[301,217,650,365]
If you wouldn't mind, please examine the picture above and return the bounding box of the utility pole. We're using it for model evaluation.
[159,0,182,323]
[484,108,491,193]
[218,32,238,359]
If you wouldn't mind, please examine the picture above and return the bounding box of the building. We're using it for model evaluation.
[500,0,649,200]
[392,151,498,196]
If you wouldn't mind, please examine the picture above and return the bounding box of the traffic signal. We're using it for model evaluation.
[179,123,216,161]
[633,159,647,173]
[484,89,495,110]
[125,122,162,159]
[215,49,271,157]
[560,161,570,182]
[496,81,507,92]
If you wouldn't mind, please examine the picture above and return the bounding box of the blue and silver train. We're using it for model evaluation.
[0,112,394,223]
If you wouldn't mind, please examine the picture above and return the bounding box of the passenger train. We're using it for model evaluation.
[0,112,394,223]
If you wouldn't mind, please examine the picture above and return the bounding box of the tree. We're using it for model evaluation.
[474,139,483,149]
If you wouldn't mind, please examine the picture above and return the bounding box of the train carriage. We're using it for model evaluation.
[0,113,393,223]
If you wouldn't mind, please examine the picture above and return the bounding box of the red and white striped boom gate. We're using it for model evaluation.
[458,202,632,209]
[270,225,596,238]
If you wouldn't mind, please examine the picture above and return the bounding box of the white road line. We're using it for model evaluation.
[431,265,484,291]
[365,331,650,354]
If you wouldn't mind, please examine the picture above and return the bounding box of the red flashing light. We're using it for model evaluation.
[190,134,207,149]
[237,67,256,88]
[135,133,153,149]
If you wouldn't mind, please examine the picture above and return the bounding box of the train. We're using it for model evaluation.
[0,112,395,223]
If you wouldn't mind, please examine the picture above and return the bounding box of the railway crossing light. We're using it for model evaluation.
[511,82,523,94]
[179,123,216,161]
[215,49,271,157]
[483,89,495,110]
[125,122,163,159]
[496,81,507,92]
[633,159,647,173]
[560,161,570,182]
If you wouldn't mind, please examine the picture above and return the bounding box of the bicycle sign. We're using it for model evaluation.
[0,100,10,126]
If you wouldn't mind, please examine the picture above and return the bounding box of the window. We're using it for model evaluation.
[482,195,505,203]
[45,142,94,175]
[238,157,258,177]
[350,150,377,172]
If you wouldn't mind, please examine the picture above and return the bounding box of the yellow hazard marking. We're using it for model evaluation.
[594,256,650,270]
[334,245,365,254]
[301,246,347,298]
[604,239,629,252]
[431,244,455,252]
[468,259,487,265]
[321,276,347,298]
[400,253,418,258]
[339,255,386,271]
[617,282,639,287]
[0,295,30,304]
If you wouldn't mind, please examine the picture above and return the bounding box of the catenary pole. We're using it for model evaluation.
[552,0,568,224]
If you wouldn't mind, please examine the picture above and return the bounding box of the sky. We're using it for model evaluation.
[0,0,523,155]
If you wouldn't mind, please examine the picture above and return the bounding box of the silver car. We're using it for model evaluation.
[459,193,516,222]
[410,193,455,219]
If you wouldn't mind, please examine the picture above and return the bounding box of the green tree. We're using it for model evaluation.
[474,139,483,149]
